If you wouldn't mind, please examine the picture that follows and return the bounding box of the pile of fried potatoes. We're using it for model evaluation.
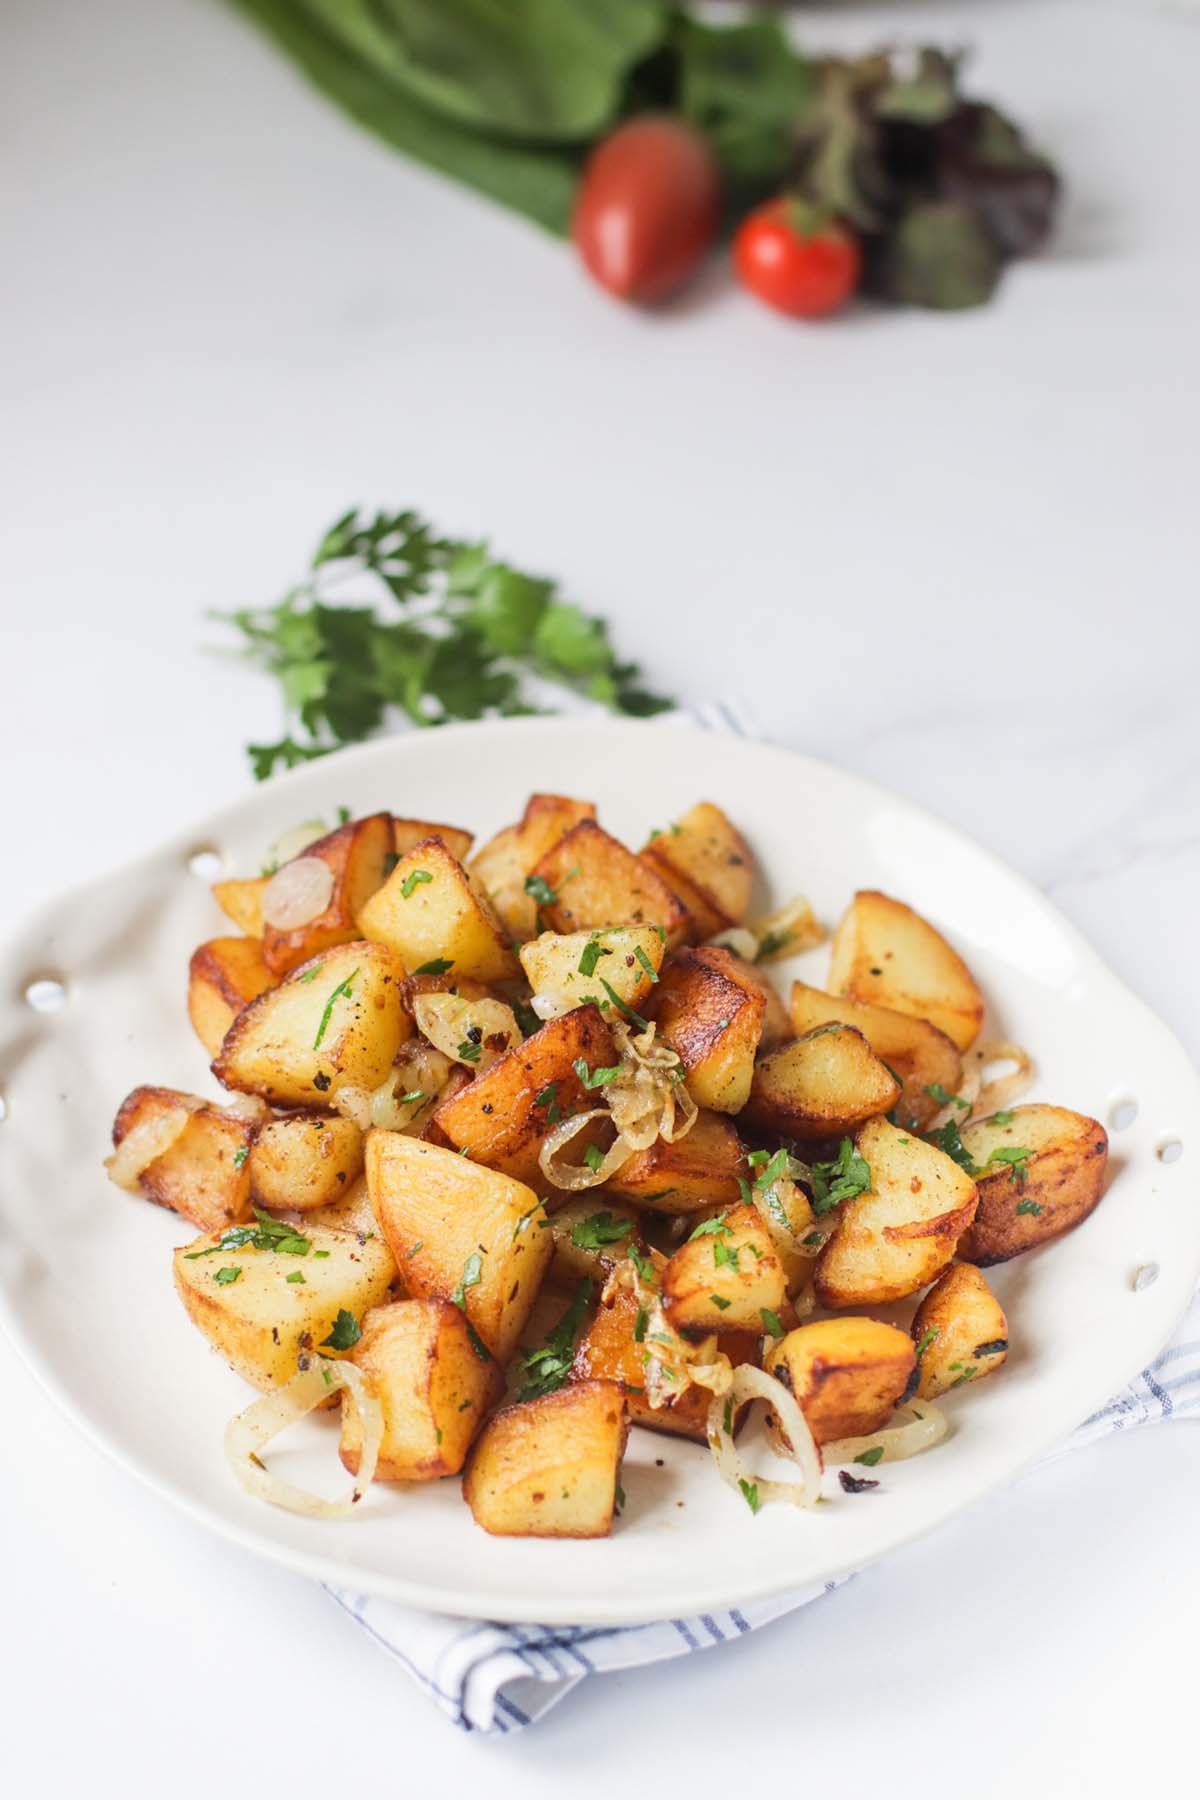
[106,795,1109,1537]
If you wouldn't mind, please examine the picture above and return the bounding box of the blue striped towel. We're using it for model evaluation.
[325,702,1200,1732]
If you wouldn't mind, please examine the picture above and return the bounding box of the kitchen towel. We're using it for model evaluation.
[325,701,1200,1733]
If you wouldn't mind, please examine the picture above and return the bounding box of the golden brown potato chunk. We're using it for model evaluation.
[173,1221,395,1391]
[531,819,692,948]
[303,1172,377,1236]
[340,1298,502,1480]
[828,890,985,1052]
[469,794,597,942]
[260,813,394,978]
[605,1107,747,1213]
[815,1117,978,1307]
[187,937,277,1057]
[572,1283,752,1443]
[956,1105,1109,1266]
[246,1113,364,1212]
[212,941,409,1109]
[789,981,962,1131]
[432,1003,618,1187]
[211,876,269,937]
[725,952,791,1050]
[743,1024,900,1141]
[111,1086,256,1232]
[911,1262,1009,1398]
[661,1203,786,1338]
[764,1318,916,1445]
[462,1380,628,1538]
[519,925,665,1015]
[639,802,754,940]
[391,817,474,864]
[366,1132,552,1363]
[650,945,766,1113]
[358,837,520,984]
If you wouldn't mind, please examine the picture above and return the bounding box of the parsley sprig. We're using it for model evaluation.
[808,1138,872,1215]
[215,508,673,779]
[516,1278,594,1401]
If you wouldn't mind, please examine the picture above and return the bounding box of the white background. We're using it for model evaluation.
[2,0,1198,1790]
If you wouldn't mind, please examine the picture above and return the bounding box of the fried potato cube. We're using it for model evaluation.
[303,1172,377,1236]
[391,817,474,864]
[358,837,519,984]
[246,1113,364,1212]
[260,813,394,977]
[366,1132,553,1362]
[814,1117,978,1307]
[725,952,791,1050]
[572,1283,751,1443]
[661,1203,785,1337]
[743,1024,901,1141]
[956,1105,1109,1266]
[519,925,666,1015]
[548,1197,646,1284]
[339,1298,502,1480]
[173,1221,395,1391]
[911,1263,1009,1398]
[111,1086,256,1231]
[212,941,410,1109]
[764,1318,916,1445]
[828,889,985,1052]
[187,937,277,1057]
[789,981,962,1131]
[531,819,692,948]
[649,945,766,1113]
[211,876,269,936]
[432,1003,618,1187]
[469,794,597,942]
[605,1107,748,1213]
[462,1380,628,1538]
[639,801,754,939]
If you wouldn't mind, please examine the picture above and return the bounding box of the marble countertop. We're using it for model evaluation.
[2,0,1197,1793]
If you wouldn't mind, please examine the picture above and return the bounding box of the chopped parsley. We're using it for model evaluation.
[574,1056,624,1090]
[583,1143,605,1173]
[457,1038,483,1063]
[511,1205,541,1242]
[949,1365,978,1389]
[523,873,558,908]
[627,1242,656,1284]
[737,1477,761,1514]
[571,1210,634,1250]
[633,945,659,983]
[400,868,432,899]
[760,1307,783,1337]
[577,937,611,978]
[516,1278,593,1400]
[313,967,359,1049]
[755,930,790,962]
[413,957,454,976]
[991,1109,1015,1125]
[915,1327,940,1359]
[709,1293,731,1310]
[713,1238,740,1271]
[598,977,648,1030]
[802,1230,823,1247]
[286,1271,306,1284]
[296,966,320,983]
[987,1146,1033,1186]
[398,1090,426,1106]
[634,1307,648,1343]
[722,1397,734,1435]
[929,1118,978,1172]
[809,1138,872,1215]
[184,1208,311,1259]
[925,1082,969,1111]
[534,1081,562,1124]
[451,1252,484,1307]
[1015,1197,1043,1216]
[688,1212,730,1240]
[214,1266,241,1285]
[320,1309,361,1351]
[232,1145,249,1170]
[854,1445,885,1467]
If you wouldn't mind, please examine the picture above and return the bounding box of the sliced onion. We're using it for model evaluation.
[820,1402,949,1467]
[105,1098,203,1191]
[748,895,827,963]
[707,1362,823,1513]
[969,1040,1036,1120]
[707,927,759,961]
[751,1173,820,1295]
[333,1086,372,1131]
[538,1108,633,1190]
[262,856,335,931]
[530,991,572,1022]
[412,992,519,1073]
[221,1093,272,1125]
[604,1021,697,1150]
[225,1358,382,1518]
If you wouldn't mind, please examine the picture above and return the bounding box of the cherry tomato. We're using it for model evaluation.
[571,117,721,304]
[734,199,861,319]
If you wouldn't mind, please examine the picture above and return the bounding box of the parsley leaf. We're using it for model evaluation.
[929,1118,979,1173]
[524,873,558,908]
[633,945,659,983]
[413,957,454,976]
[854,1445,885,1467]
[534,1081,562,1124]
[573,1056,624,1090]
[451,1252,484,1308]
[400,868,432,899]
[320,1309,361,1351]
[516,1278,593,1401]
[577,937,611,978]
[925,1082,968,1110]
[737,1477,761,1514]
[571,1210,634,1250]
[760,1307,783,1337]
[214,1266,242,1285]
[598,977,649,1030]
[808,1138,872,1215]
[1015,1197,1043,1216]
[987,1145,1033,1186]
[313,968,358,1050]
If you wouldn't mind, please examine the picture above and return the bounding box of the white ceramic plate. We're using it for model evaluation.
[1,718,1196,1624]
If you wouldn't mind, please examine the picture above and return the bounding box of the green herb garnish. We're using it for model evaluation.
[320,1309,361,1351]
[598,977,648,1030]
[524,873,558,908]
[737,1478,761,1514]
[571,1210,634,1250]
[577,937,611,978]
[214,1266,242,1285]
[854,1446,885,1467]
[516,1278,593,1401]
[808,1138,872,1215]
[313,967,358,1050]
[400,868,432,899]
[760,1307,783,1337]
[232,1145,249,1170]
[633,945,659,983]
[925,1082,969,1110]
[534,1081,562,1124]
[574,1056,623,1090]
[1015,1197,1043,1216]
[413,957,454,976]
[451,1252,484,1308]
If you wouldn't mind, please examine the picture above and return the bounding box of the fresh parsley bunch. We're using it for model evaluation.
[216,508,672,781]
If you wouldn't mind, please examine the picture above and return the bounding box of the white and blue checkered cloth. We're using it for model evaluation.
[325,703,1200,1732]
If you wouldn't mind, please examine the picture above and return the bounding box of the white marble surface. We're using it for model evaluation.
[2,0,1198,1791]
